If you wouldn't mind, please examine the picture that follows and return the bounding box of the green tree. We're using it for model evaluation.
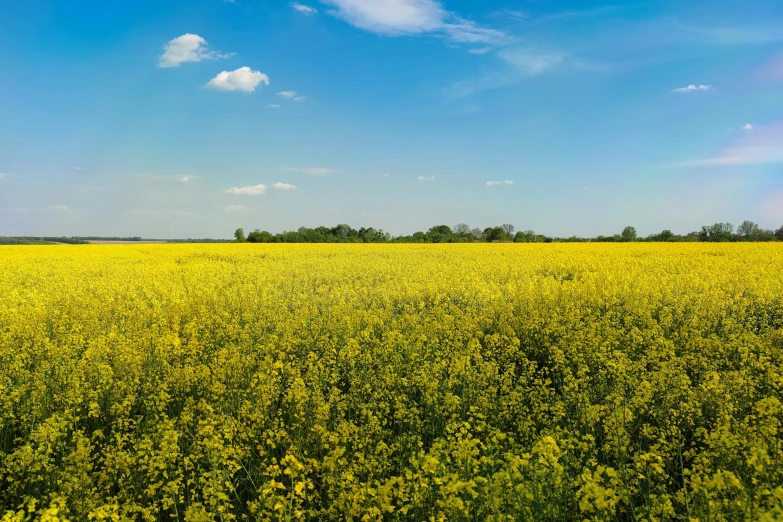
[234,228,246,243]
[621,226,637,242]
[502,224,515,238]
[738,220,760,241]
[776,225,783,241]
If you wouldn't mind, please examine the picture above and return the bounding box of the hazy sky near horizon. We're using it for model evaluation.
[1,0,782,238]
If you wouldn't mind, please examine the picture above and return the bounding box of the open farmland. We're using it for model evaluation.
[1,244,782,521]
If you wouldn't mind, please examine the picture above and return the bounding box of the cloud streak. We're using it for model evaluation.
[292,2,318,14]
[672,84,712,93]
[224,182,298,195]
[282,167,334,175]
[486,180,513,186]
[321,0,513,47]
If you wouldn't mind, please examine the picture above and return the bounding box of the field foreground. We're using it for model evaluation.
[1,244,783,521]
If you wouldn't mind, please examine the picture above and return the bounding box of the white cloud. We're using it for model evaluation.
[380,173,391,178]
[224,182,297,195]
[224,205,250,213]
[418,175,435,181]
[282,167,333,175]
[674,121,783,167]
[178,175,194,183]
[225,184,268,195]
[742,123,754,131]
[158,34,232,68]
[294,96,307,101]
[278,91,298,99]
[206,67,270,92]
[42,205,68,212]
[321,0,511,46]
[486,180,513,186]
[672,84,712,93]
[292,2,318,14]
[267,104,282,108]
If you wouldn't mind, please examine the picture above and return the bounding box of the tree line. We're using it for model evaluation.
[234,221,783,244]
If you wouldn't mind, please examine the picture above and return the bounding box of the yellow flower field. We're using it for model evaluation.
[1,244,782,521]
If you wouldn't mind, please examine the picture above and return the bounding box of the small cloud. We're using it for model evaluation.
[225,183,268,195]
[42,205,68,212]
[272,182,297,190]
[742,123,754,131]
[672,84,712,93]
[73,166,83,171]
[294,96,307,101]
[224,205,250,213]
[278,91,297,99]
[380,173,391,178]
[291,2,318,15]
[418,176,435,181]
[266,104,282,108]
[158,34,232,68]
[206,67,270,92]
[178,175,194,183]
[282,167,333,175]
[486,180,513,186]
[468,47,493,55]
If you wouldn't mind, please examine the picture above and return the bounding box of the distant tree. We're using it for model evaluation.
[513,231,526,243]
[646,229,677,242]
[453,223,471,236]
[738,220,760,241]
[484,226,507,242]
[776,225,783,241]
[234,228,246,242]
[621,226,637,242]
[699,223,734,242]
[502,224,515,237]
[470,228,484,241]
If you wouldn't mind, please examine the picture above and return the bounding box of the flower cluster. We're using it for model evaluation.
[1,243,782,520]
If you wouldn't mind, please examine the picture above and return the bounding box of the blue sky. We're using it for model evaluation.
[1,0,782,238]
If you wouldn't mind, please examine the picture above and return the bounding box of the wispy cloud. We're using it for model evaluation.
[282,167,333,175]
[205,67,270,92]
[380,173,391,178]
[224,205,250,213]
[672,84,712,93]
[267,104,282,109]
[418,175,435,181]
[158,34,233,68]
[321,0,512,47]
[224,182,298,195]
[674,121,783,167]
[499,47,564,75]
[486,180,513,186]
[225,184,269,195]
[178,175,194,183]
[278,91,307,101]
[292,2,318,15]
[42,205,69,213]
[490,9,526,21]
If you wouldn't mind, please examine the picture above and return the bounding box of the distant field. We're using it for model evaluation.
[86,240,168,244]
[1,244,782,521]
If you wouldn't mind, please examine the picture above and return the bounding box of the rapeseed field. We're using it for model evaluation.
[1,244,782,521]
